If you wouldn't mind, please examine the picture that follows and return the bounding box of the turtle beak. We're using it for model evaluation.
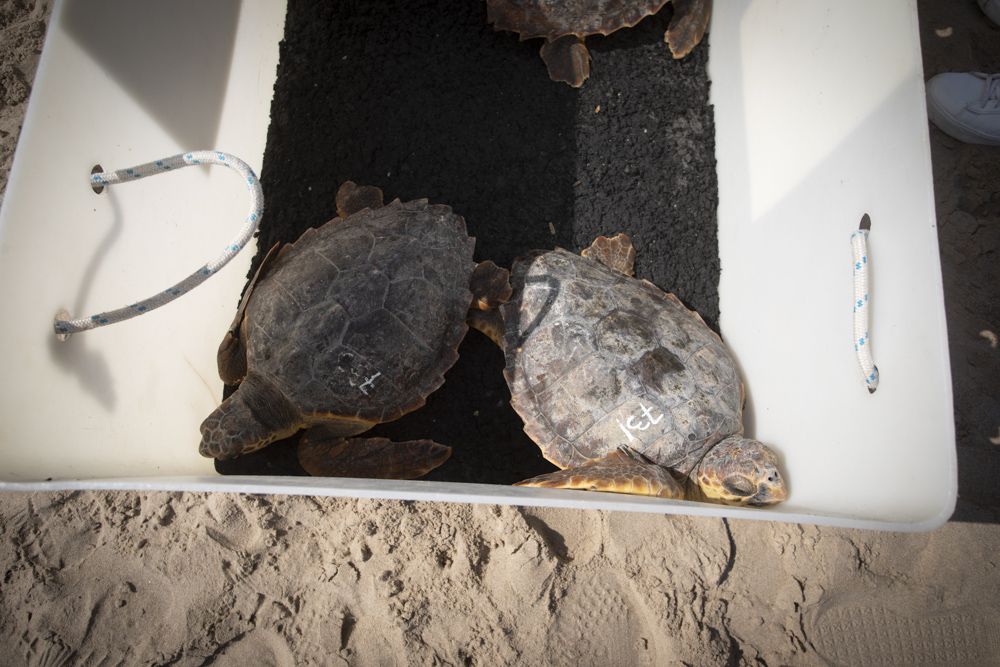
[748,469,788,506]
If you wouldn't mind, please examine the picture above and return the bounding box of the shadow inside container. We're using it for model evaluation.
[61,0,240,150]
[46,186,125,411]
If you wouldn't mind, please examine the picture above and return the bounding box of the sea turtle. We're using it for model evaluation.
[486,0,712,87]
[470,233,787,505]
[199,182,511,479]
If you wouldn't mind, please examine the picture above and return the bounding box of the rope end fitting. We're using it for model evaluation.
[54,309,73,342]
[867,365,879,394]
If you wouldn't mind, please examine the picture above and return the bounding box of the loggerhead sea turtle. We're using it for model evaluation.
[486,0,712,87]
[199,182,510,479]
[470,233,787,505]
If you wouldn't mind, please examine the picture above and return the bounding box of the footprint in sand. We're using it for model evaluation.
[335,606,409,667]
[22,631,75,667]
[520,507,602,565]
[27,566,183,664]
[212,628,296,667]
[806,591,1000,666]
[548,572,660,666]
[200,495,272,564]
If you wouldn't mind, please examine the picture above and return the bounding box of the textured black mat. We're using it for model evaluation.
[217,0,719,484]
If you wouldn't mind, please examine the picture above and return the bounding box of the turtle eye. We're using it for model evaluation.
[722,475,755,497]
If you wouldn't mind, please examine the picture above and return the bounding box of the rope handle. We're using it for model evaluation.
[851,213,879,393]
[53,151,263,340]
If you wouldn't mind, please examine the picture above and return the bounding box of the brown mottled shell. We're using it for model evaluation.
[486,0,670,40]
[501,248,743,476]
[243,198,476,425]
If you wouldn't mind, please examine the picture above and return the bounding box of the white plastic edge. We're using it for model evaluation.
[0,476,954,533]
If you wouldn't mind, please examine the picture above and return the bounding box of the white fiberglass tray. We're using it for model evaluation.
[0,0,954,531]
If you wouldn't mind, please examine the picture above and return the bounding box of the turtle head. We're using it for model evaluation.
[199,373,301,459]
[693,436,787,506]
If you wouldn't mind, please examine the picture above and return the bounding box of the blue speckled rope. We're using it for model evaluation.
[53,151,263,338]
[851,219,879,393]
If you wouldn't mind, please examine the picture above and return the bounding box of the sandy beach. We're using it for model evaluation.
[2,1,999,665]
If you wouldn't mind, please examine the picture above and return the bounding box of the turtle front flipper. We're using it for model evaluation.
[467,309,504,348]
[217,241,285,385]
[464,260,510,347]
[514,447,685,498]
[335,181,384,218]
[582,233,636,276]
[297,427,451,479]
[664,0,711,59]
[199,373,302,459]
[539,35,591,88]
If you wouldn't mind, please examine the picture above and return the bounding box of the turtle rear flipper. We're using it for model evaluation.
[665,0,711,59]
[199,373,302,459]
[540,35,591,88]
[515,448,685,498]
[582,233,636,276]
[298,428,451,479]
[336,181,384,218]
[467,260,510,348]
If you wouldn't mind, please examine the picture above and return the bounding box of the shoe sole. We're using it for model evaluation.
[806,591,1000,666]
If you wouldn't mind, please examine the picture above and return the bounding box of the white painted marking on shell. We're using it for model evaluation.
[616,420,637,442]
[358,371,382,395]
[616,404,665,443]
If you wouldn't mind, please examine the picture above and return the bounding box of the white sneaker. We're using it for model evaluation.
[925,72,1000,146]
[978,0,1000,26]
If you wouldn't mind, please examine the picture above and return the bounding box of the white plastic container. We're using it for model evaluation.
[0,0,955,531]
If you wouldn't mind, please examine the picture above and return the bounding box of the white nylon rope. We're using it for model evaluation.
[53,151,263,339]
[851,214,878,393]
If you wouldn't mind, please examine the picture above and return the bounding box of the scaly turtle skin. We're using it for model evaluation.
[486,0,712,87]
[199,182,509,479]
[471,233,786,505]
